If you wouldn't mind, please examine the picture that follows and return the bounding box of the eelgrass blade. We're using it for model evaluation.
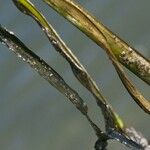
[101,33,150,114]
[0,25,87,115]
[0,25,106,138]
[12,0,124,131]
[44,0,150,85]
[114,62,150,114]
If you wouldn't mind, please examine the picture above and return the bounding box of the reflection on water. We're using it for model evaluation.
[0,0,150,150]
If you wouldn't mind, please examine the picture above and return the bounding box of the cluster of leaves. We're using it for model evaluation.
[0,0,150,149]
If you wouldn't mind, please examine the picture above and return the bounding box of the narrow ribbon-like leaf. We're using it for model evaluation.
[0,25,104,137]
[101,32,150,114]
[12,0,125,131]
[113,61,150,114]
[44,0,150,85]
[0,25,87,115]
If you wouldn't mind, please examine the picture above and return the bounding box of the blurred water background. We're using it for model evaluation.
[0,0,150,150]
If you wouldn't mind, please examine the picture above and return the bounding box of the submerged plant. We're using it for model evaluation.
[0,0,150,149]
